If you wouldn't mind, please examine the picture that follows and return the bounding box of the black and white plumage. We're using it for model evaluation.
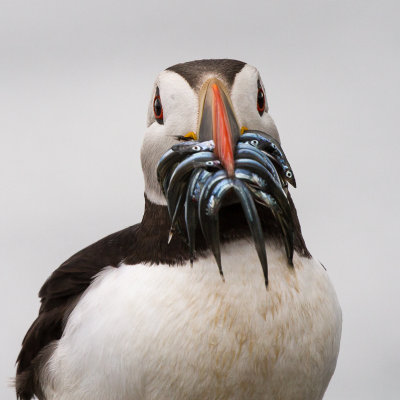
[16,59,341,400]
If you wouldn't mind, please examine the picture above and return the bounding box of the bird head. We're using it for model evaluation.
[141,59,280,205]
[140,59,300,286]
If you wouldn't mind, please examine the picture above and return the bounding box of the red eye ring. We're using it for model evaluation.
[257,87,266,115]
[153,95,163,123]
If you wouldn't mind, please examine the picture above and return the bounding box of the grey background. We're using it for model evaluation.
[1,0,399,399]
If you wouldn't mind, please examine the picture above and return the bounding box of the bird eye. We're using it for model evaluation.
[257,87,266,115]
[153,90,163,124]
[250,140,259,147]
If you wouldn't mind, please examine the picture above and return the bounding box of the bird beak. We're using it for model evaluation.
[197,79,240,177]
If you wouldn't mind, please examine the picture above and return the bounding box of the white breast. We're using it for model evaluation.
[42,240,341,400]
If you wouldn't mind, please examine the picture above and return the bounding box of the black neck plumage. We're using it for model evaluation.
[124,194,310,266]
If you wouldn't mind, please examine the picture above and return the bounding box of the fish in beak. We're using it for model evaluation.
[157,78,296,287]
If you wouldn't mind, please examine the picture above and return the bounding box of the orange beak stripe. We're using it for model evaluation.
[211,83,235,177]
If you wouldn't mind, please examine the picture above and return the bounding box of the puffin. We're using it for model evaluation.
[15,59,342,400]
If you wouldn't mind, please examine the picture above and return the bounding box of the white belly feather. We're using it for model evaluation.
[42,239,341,400]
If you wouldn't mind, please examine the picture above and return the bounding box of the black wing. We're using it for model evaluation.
[15,223,140,400]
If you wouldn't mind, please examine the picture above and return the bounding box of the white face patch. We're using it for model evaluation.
[231,65,280,142]
[141,71,198,204]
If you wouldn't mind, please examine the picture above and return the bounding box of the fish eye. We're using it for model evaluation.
[286,171,293,178]
[257,85,266,116]
[153,88,163,124]
[192,145,201,151]
[250,139,259,146]
[206,161,214,166]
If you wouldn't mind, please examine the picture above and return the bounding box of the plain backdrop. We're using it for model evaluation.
[1,1,399,399]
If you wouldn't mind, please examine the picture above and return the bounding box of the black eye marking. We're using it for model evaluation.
[153,87,164,124]
[257,80,266,116]
[173,135,192,142]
